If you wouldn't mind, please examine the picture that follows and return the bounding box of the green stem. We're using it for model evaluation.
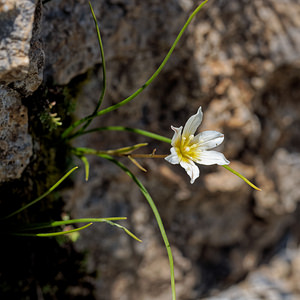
[68,126,172,143]
[62,0,209,139]
[98,153,176,300]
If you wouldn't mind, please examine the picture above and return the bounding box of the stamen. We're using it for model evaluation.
[181,134,194,149]
[188,135,194,143]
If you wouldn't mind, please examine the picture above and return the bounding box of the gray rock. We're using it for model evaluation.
[205,241,300,300]
[0,0,41,181]
[41,0,191,85]
[12,0,44,96]
[1,0,299,298]
[0,85,32,181]
[0,0,36,83]
[62,0,300,299]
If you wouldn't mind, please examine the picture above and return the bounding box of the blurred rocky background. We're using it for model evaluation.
[1,0,300,299]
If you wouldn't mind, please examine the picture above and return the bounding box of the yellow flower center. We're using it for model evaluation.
[174,134,200,162]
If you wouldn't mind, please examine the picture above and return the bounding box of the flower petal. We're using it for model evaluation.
[165,147,180,165]
[182,106,203,138]
[193,130,224,150]
[180,160,200,184]
[195,150,230,166]
[170,126,182,147]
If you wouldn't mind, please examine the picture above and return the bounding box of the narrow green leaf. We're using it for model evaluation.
[104,220,142,242]
[11,217,140,242]
[106,143,148,155]
[94,0,209,121]
[15,217,128,231]
[12,223,93,237]
[128,155,147,172]
[62,0,209,141]
[1,166,78,220]
[222,165,261,191]
[88,1,106,113]
[73,143,148,157]
[80,156,90,181]
[62,2,107,138]
[67,126,172,144]
[98,153,176,300]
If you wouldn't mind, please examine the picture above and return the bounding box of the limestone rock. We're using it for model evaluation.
[0,0,298,298]
[0,86,32,181]
[0,0,42,181]
[41,0,191,85]
[205,241,300,300]
[0,0,36,83]
[61,0,300,299]
[12,0,44,96]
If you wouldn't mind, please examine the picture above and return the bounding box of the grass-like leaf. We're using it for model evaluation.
[104,220,142,242]
[73,143,148,157]
[87,1,106,113]
[62,0,209,140]
[62,2,107,138]
[1,166,78,220]
[10,217,141,241]
[80,156,90,181]
[222,165,261,191]
[14,217,127,231]
[97,153,176,300]
[67,126,172,143]
[128,155,147,172]
[12,223,93,237]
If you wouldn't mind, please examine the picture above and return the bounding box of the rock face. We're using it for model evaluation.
[0,0,36,83]
[42,0,191,85]
[0,86,32,181]
[0,0,44,181]
[1,0,300,299]
[57,0,300,299]
[12,0,44,96]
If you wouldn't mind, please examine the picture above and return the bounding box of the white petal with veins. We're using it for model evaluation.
[165,147,181,164]
[180,160,200,184]
[182,106,203,138]
[170,126,182,146]
[193,131,224,150]
[195,150,230,165]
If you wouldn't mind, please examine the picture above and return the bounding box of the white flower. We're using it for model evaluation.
[165,106,230,184]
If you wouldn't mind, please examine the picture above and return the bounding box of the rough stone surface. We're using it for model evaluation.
[0,86,32,181]
[41,0,191,85]
[0,0,36,83]
[55,0,300,299]
[0,0,43,181]
[205,240,300,300]
[1,0,300,298]
[12,0,44,96]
